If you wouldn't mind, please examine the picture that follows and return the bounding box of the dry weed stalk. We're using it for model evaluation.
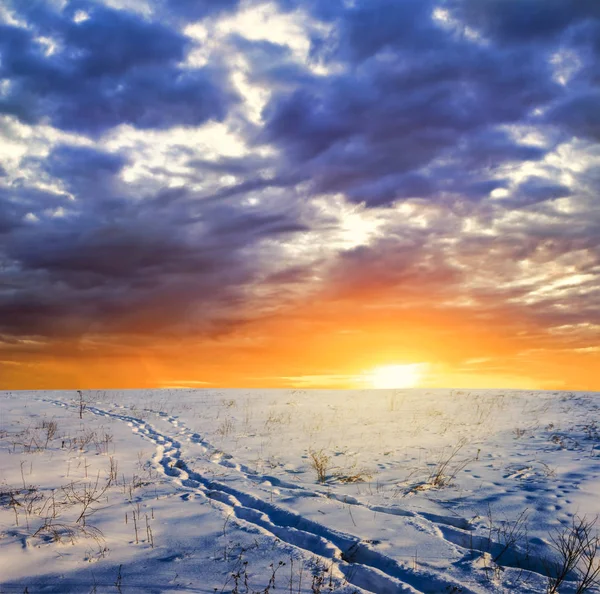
[545,515,600,594]
[308,449,330,483]
[62,472,111,526]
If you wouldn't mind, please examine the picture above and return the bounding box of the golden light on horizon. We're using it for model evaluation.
[365,363,428,389]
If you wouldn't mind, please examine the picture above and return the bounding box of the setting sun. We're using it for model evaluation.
[365,363,427,389]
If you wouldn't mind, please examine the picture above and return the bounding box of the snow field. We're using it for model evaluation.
[1,389,599,593]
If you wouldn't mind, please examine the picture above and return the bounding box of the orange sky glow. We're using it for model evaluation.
[2,289,598,391]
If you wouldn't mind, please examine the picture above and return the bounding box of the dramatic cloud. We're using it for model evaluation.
[0,1,236,134]
[1,0,599,388]
[452,0,600,44]
[162,0,243,20]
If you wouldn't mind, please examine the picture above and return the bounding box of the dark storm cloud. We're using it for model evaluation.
[0,203,18,235]
[501,176,572,209]
[325,0,443,63]
[44,145,129,181]
[0,140,311,338]
[1,0,600,351]
[187,155,273,177]
[260,67,556,206]
[226,35,314,91]
[452,129,549,171]
[548,91,600,142]
[450,0,600,142]
[0,183,71,235]
[451,0,600,44]
[257,0,565,208]
[0,0,236,134]
[161,0,242,21]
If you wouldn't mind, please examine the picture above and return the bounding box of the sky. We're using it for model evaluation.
[0,0,599,391]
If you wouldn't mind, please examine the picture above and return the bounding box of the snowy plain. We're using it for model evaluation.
[0,388,599,593]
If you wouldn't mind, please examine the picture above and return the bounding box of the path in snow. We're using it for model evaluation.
[40,396,555,594]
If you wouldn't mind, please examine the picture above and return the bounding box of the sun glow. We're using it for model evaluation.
[365,364,427,389]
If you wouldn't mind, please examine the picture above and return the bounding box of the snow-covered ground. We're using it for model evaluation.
[1,389,599,593]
